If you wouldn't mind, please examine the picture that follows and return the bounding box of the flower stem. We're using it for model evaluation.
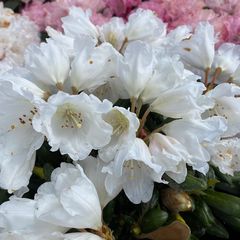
[136,98,143,117]
[143,125,162,142]
[119,37,128,53]
[204,67,210,87]
[137,106,151,136]
[130,97,136,113]
[208,67,222,90]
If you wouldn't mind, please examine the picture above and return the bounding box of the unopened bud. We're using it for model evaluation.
[161,188,193,213]
[131,224,141,236]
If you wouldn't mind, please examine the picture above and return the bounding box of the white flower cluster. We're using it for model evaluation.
[0,7,240,239]
[0,3,39,74]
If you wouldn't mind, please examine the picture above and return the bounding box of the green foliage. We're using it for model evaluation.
[3,0,23,11]
[140,205,169,233]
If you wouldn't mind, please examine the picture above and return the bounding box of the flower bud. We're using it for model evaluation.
[161,188,193,213]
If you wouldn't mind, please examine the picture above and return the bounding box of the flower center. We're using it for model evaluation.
[59,104,83,129]
[105,109,129,136]
[218,148,233,161]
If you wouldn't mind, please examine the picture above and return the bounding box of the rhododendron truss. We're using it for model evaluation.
[0,3,39,74]
[0,6,240,240]
[21,0,240,46]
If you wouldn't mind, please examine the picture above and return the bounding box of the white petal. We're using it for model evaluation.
[162,117,227,173]
[0,197,65,234]
[80,156,118,208]
[36,163,102,230]
[125,9,166,43]
[62,7,99,42]
[25,41,70,90]
[71,36,118,92]
[0,81,44,191]
[150,82,206,118]
[213,43,240,76]
[104,138,163,204]
[64,232,103,240]
[99,106,139,162]
[117,41,154,98]
[101,17,126,51]
[179,22,215,70]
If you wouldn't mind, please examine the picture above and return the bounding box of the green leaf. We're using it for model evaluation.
[0,189,9,204]
[141,205,169,233]
[4,0,21,10]
[43,163,55,181]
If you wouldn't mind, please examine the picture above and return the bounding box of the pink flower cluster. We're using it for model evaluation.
[139,0,240,45]
[22,0,240,45]
[104,0,141,17]
[22,0,112,31]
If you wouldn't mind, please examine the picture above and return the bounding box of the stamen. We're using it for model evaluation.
[65,109,83,129]
[105,110,129,136]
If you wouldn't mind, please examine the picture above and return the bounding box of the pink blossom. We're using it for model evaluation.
[22,0,110,31]
[105,0,142,17]
[139,0,240,45]
[138,1,164,17]
[204,0,239,14]
[91,11,112,25]
[55,0,106,12]
[218,15,240,44]
[140,0,206,28]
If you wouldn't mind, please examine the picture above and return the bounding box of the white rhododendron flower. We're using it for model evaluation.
[150,81,207,118]
[101,18,126,51]
[125,8,166,44]
[62,7,100,43]
[46,27,74,57]
[179,22,215,70]
[103,138,164,204]
[35,163,102,230]
[0,3,39,74]
[99,106,139,162]
[33,91,113,160]
[0,79,44,192]
[0,197,66,236]
[70,36,118,93]
[80,156,119,208]
[206,138,240,176]
[162,116,227,174]
[117,41,154,99]
[140,55,188,103]
[149,133,191,184]
[205,83,240,137]
[24,41,70,92]
[212,43,240,79]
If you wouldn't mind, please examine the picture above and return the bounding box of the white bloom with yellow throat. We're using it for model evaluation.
[33,91,113,160]
[103,138,164,204]
[0,77,45,192]
[99,106,139,163]
[35,163,102,230]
